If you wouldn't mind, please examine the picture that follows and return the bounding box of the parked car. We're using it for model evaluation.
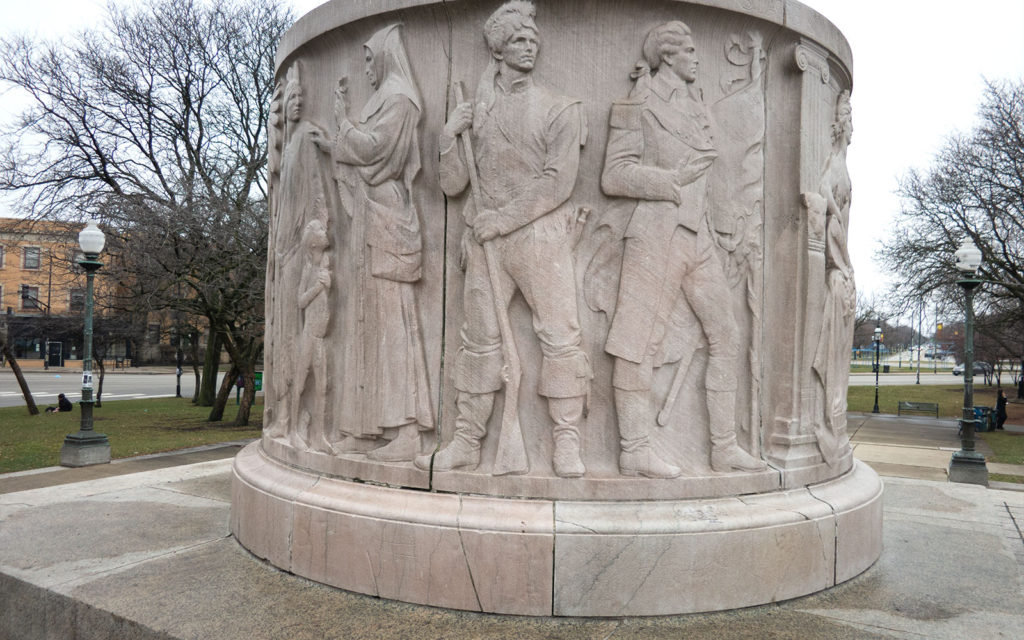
[953,362,992,376]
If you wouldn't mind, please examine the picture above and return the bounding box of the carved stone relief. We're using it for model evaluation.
[318,24,435,462]
[708,30,767,463]
[590,20,766,478]
[265,62,332,444]
[806,90,855,465]
[415,2,591,478]
[259,0,854,495]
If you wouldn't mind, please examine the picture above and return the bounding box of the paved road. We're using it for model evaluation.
[1,368,967,408]
[0,371,226,408]
[849,371,965,386]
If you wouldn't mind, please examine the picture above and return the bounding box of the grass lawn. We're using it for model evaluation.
[847,384,970,417]
[848,384,1024,474]
[0,398,263,474]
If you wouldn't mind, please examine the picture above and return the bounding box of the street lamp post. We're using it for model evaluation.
[872,324,882,413]
[949,238,988,485]
[59,219,110,467]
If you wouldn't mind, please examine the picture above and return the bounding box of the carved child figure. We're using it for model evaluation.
[291,219,333,452]
[601,21,766,476]
[417,1,590,477]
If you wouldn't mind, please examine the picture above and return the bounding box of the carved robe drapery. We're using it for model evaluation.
[811,130,855,465]
[269,118,330,435]
[334,30,433,439]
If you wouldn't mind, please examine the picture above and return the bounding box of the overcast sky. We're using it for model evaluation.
[3,0,1023,303]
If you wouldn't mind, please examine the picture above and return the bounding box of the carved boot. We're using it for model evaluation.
[549,396,586,478]
[415,392,493,471]
[615,388,681,479]
[368,423,421,462]
[708,390,767,472]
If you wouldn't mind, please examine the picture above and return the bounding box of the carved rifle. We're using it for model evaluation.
[454,81,528,475]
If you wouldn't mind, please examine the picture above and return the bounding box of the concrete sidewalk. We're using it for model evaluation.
[1,415,1023,639]
[846,411,1024,487]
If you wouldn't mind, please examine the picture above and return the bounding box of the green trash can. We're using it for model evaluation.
[973,406,992,432]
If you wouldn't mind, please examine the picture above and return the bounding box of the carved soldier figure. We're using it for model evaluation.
[601,21,765,476]
[420,1,590,477]
[317,24,434,461]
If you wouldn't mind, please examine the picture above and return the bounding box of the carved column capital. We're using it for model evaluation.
[794,43,830,84]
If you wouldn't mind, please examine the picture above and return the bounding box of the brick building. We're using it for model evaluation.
[0,217,126,365]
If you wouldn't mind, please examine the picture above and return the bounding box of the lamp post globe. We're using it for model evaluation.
[949,237,988,485]
[60,218,111,467]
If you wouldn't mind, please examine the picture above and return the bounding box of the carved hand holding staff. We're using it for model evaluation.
[454,81,528,476]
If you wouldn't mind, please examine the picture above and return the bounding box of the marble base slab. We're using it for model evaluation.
[231,443,882,616]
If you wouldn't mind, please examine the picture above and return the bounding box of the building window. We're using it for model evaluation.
[23,247,41,270]
[0,245,5,268]
[20,285,40,310]
[69,288,85,312]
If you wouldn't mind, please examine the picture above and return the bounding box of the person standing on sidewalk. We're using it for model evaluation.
[996,389,1008,430]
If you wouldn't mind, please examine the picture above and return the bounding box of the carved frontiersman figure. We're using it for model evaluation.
[601,21,766,477]
[419,1,590,477]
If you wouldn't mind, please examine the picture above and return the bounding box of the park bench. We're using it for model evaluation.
[897,401,939,418]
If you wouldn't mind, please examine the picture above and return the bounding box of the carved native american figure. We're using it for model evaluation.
[266,62,332,445]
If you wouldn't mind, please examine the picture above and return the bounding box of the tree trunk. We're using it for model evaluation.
[234,367,256,427]
[2,342,39,415]
[209,363,239,422]
[197,329,221,407]
[95,355,106,408]
[190,329,202,401]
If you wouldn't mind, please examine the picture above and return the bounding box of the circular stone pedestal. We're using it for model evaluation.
[232,442,882,616]
[235,0,881,617]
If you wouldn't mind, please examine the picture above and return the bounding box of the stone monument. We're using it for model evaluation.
[233,0,882,616]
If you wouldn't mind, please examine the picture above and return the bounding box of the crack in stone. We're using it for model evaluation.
[455,495,484,612]
[621,540,671,611]
[1004,501,1024,545]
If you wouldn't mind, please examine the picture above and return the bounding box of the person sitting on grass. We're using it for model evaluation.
[45,393,73,413]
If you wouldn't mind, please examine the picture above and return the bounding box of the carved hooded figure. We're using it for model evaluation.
[332,24,434,461]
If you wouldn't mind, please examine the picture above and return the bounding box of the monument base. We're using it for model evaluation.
[231,443,882,616]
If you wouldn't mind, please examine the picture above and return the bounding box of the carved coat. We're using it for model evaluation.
[601,70,718,364]
[438,73,591,398]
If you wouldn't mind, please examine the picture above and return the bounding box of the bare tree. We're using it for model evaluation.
[0,0,292,424]
[879,79,1024,388]
[0,313,38,415]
